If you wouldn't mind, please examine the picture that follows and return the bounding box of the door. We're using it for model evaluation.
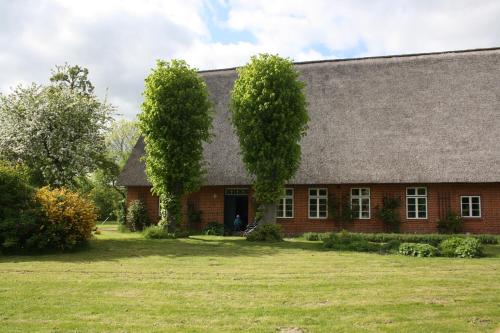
[223,188,249,234]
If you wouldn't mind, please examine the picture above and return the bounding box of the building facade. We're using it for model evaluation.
[118,48,500,235]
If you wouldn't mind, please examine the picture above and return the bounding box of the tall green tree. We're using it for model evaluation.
[0,65,112,187]
[50,63,95,95]
[139,60,212,231]
[230,54,308,222]
[106,119,140,169]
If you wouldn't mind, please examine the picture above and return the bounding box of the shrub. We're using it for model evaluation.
[437,212,463,234]
[376,196,401,232]
[246,223,283,242]
[143,226,191,239]
[143,226,174,239]
[398,243,439,257]
[330,232,497,246]
[455,238,482,258]
[381,239,401,252]
[323,231,380,252]
[202,222,224,236]
[302,232,331,241]
[439,237,482,258]
[439,237,464,257]
[0,162,35,220]
[116,199,126,225]
[33,187,97,250]
[126,200,151,231]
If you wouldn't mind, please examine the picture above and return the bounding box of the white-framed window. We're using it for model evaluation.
[406,187,427,219]
[309,188,328,219]
[276,188,294,218]
[461,196,481,218]
[351,188,370,219]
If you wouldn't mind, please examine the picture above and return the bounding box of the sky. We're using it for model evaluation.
[1,0,500,119]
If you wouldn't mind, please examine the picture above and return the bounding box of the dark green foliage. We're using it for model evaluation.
[116,199,126,225]
[0,162,35,220]
[187,202,202,229]
[230,54,308,205]
[143,226,175,239]
[381,239,402,252]
[439,237,482,258]
[322,231,380,252]
[302,232,332,241]
[376,196,401,232]
[328,194,354,227]
[143,226,191,239]
[50,63,94,95]
[437,212,463,234]
[439,237,465,257]
[202,222,224,236]
[0,163,43,252]
[246,223,284,242]
[398,243,439,257]
[126,200,151,232]
[140,59,212,231]
[330,232,497,246]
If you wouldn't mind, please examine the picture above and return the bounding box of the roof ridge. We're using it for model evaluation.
[198,46,500,74]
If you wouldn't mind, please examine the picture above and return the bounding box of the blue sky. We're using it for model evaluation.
[1,0,500,118]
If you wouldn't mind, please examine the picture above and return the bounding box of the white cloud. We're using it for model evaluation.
[1,0,499,119]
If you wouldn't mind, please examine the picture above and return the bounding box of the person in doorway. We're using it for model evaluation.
[233,214,242,233]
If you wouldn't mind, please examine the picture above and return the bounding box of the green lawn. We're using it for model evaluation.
[1,227,499,332]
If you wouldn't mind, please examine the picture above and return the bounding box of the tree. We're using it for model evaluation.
[50,63,95,95]
[230,54,308,222]
[139,60,212,231]
[106,119,140,168]
[0,83,112,187]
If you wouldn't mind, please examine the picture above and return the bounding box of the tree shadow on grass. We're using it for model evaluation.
[0,236,325,263]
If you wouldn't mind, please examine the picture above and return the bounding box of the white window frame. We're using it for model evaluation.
[460,196,481,218]
[308,188,328,219]
[406,187,428,219]
[350,188,371,219]
[276,188,294,218]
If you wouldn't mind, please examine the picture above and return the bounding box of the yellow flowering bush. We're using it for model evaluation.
[34,187,97,250]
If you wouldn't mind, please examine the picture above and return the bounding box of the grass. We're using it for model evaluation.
[0,227,499,332]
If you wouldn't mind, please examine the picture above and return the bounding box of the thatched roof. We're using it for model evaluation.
[118,47,500,186]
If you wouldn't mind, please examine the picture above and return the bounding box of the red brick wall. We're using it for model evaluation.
[126,183,500,234]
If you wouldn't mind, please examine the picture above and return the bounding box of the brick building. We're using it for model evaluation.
[118,48,500,235]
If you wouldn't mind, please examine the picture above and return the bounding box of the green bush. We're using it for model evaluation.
[399,243,439,257]
[323,231,380,252]
[381,239,401,252]
[126,200,152,231]
[143,226,191,239]
[143,226,174,239]
[330,232,497,246]
[1,164,99,252]
[202,222,224,236]
[302,232,331,241]
[455,238,482,258]
[246,223,283,242]
[377,196,401,232]
[437,212,463,234]
[0,163,35,220]
[439,237,482,258]
[439,237,464,257]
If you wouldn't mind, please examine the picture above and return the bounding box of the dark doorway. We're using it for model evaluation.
[224,189,249,234]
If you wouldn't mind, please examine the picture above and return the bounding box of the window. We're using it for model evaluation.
[276,188,294,218]
[406,187,427,219]
[461,196,481,218]
[351,188,370,219]
[309,188,328,219]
